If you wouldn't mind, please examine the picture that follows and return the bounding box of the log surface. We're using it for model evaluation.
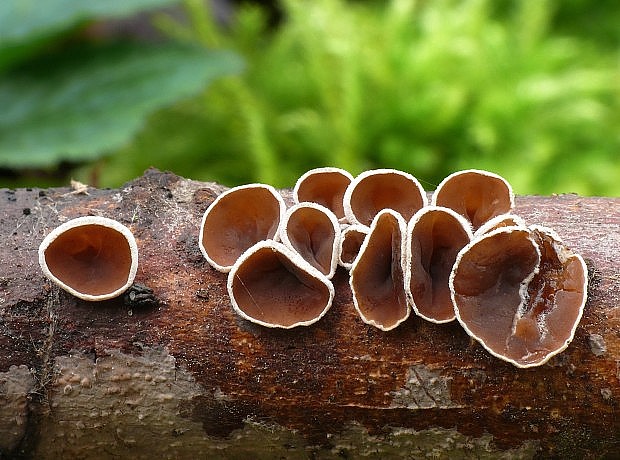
[1,169,618,459]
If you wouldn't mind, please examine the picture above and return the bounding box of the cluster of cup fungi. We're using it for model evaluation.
[38,168,588,368]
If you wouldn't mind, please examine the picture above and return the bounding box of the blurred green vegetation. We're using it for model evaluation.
[2,0,619,196]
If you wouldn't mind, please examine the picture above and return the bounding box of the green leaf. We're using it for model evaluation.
[0,0,180,44]
[0,45,244,168]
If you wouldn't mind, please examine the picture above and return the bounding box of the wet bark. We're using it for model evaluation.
[1,169,618,459]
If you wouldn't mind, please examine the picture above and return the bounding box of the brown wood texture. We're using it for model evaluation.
[1,169,618,459]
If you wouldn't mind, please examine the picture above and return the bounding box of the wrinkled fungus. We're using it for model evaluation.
[280,203,340,279]
[344,169,427,226]
[350,210,409,331]
[450,226,587,368]
[406,206,473,323]
[39,216,138,301]
[294,167,353,221]
[199,184,285,272]
[432,169,514,231]
[227,241,334,328]
[338,224,369,269]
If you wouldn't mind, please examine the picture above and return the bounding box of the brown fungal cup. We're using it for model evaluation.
[450,225,588,368]
[432,169,514,231]
[343,169,427,226]
[405,206,473,323]
[474,213,526,237]
[280,203,340,279]
[199,184,286,272]
[350,209,409,331]
[227,241,334,328]
[293,167,353,222]
[38,216,138,301]
[338,224,369,269]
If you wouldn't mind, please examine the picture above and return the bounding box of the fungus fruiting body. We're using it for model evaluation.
[406,206,473,323]
[432,169,514,231]
[450,225,588,368]
[474,214,526,237]
[350,209,409,331]
[343,169,427,226]
[293,167,353,221]
[338,224,369,269]
[199,184,286,272]
[39,216,138,301]
[280,203,340,279]
[227,240,334,328]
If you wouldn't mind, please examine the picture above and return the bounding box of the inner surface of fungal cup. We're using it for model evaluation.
[293,167,353,221]
[350,209,409,331]
[338,224,369,269]
[39,216,138,301]
[406,206,473,323]
[227,241,334,328]
[280,203,340,279]
[343,169,427,226]
[199,184,285,272]
[450,226,588,368]
[432,169,514,231]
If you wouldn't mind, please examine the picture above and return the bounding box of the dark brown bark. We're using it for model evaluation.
[1,169,618,459]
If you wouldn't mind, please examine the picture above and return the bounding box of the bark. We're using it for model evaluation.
[0,169,618,459]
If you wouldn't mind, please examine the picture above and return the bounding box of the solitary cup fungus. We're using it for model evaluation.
[293,167,353,222]
[343,169,427,226]
[38,216,138,301]
[405,206,473,323]
[280,203,340,279]
[350,209,409,331]
[227,240,334,328]
[338,224,369,269]
[199,184,286,272]
[450,225,588,368]
[432,169,514,231]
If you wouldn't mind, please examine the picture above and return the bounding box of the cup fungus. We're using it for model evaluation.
[38,216,138,301]
[405,206,473,323]
[199,184,286,272]
[432,169,514,231]
[280,203,340,279]
[227,241,334,328]
[350,209,409,331]
[450,225,588,368]
[293,167,353,222]
[474,214,526,237]
[338,224,369,269]
[343,169,427,226]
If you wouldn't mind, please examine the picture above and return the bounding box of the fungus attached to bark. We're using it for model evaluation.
[293,167,353,221]
[227,241,334,328]
[199,184,285,272]
[338,224,369,269]
[450,226,588,368]
[343,169,427,226]
[350,209,409,331]
[280,203,340,279]
[432,169,514,231]
[406,206,473,323]
[38,216,138,301]
[474,214,526,237]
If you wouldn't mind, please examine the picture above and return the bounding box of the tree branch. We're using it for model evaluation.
[1,169,618,458]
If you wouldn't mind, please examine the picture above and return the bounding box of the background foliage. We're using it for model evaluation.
[1,0,619,195]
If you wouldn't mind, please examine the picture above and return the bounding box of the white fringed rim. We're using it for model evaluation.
[199,183,286,273]
[227,240,335,329]
[38,216,138,301]
[343,168,428,226]
[405,206,473,324]
[280,202,341,279]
